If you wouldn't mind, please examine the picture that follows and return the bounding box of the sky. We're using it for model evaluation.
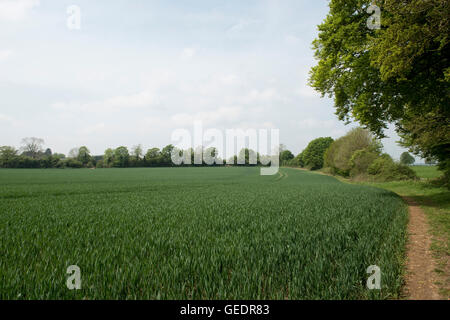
[0,0,415,160]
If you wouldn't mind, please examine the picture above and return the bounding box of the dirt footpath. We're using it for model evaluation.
[402,196,441,300]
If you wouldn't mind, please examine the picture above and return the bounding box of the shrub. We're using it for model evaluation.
[280,150,294,165]
[324,128,381,176]
[55,160,66,169]
[368,157,417,181]
[65,159,83,168]
[0,146,19,168]
[349,149,379,177]
[17,156,40,168]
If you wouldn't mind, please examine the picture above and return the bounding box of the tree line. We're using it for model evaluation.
[1,129,443,188]
[1,130,427,175]
[0,137,283,169]
[283,128,443,184]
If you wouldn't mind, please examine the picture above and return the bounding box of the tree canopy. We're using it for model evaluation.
[310,0,449,181]
[324,128,381,176]
[280,150,295,163]
[301,137,334,170]
[77,146,91,165]
[21,137,44,159]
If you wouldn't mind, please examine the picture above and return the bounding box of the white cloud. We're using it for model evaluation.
[79,123,106,135]
[0,113,20,127]
[52,90,160,113]
[298,118,335,129]
[227,19,261,37]
[137,116,165,132]
[242,88,284,104]
[219,74,241,86]
[235,120,276,130]
[0,49,13,61]
[0,113,13,122]
[180,48,196,60]
[171,106,243,127]
[295,83,320,98]
[0,0,40,21]
[284,34,300,45]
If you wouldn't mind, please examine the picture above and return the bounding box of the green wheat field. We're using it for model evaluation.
[0,167,408,299]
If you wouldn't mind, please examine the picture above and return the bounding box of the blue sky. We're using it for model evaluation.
[0,0,413,160]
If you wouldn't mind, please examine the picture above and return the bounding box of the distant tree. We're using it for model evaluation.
[130,144,144,167]
[114,146,129,167]
[425,158,437,166]
[280,150,294,164]
[21,137,44,159]
[398,112,449,183]
[237,148,257,165]
[103,148,115,167]
[161,145,175,166]
[51,153,66,167]
[147,147,160,158]
[301,137,334,170]
[131,144,143,160]
[204,147,220,165]
[65,158,83,168]
[0,146,19,168]
[146,148,160,159]
[145,148,161,166]
[53,153,66,159]
[77,146,91,166]
[400,152,415,166]
[44,148,52,156]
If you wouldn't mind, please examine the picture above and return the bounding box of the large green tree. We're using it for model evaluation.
[0,146,19,168]
[161,145,175,166]
[301,137,334,170]
[145,148,161,166]
[104,148,115,167]
[20,137,44,159]
[324,128,381,176]
[280,150,295,164]
[130,144,144,167]
[77,146,91,166]
[113,146,130,168]
[131,144,143,160]
[310,0,449,181]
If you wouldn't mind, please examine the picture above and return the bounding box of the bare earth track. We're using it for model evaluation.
[402,197,441,300]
